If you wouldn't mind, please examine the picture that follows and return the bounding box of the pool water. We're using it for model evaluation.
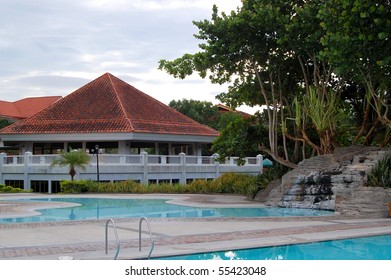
[0,197,333,223]
[157,234,391,260]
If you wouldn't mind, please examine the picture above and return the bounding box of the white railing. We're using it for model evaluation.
[0,152,263,192]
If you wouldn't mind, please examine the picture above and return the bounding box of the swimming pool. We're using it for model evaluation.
[156,234,391,260]
[0,197,333,223]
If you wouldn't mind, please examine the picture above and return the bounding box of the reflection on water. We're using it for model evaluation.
[158,235,391,260]
[0,197,333,224]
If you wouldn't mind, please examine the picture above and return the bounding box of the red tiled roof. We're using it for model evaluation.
[0,73,219,137]
[0,101,19,119]
[0,96,61,120]
[217,104,252,118]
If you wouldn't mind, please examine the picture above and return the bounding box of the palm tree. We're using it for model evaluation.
[50,150,90,181]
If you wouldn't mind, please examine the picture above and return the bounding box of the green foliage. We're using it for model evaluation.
[169,99,221,130]
[212,116,267,161]
[0,184,24,193]
[159,0,391,165]
[293,87,343,153]
[50,150,90,181]
[217,111,243,131]
[257,163,289,188]
[159,0,337,167]
[367,153,391,189]
[168,99,246,132]
[318,0,391,136]
[58,173,260,196]
[0,118,11,129]
[60,180,89,193]
[215,173,259,195]
[318,0,391,85]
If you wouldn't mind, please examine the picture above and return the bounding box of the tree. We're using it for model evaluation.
[217,110,243,131]
[0,118,11,129]
[169,99,221,130]
[169,99,246,131]
[318,0,391,145]
[212,116,267,163]
[159,1,344,168]
[160,2,294,168]
[289,87,344,155]
[50,150,90,181]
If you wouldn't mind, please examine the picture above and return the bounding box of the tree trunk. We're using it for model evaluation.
[69,168,76,181]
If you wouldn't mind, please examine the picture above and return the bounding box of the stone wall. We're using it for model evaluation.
[336,186,391,218]
[259,145,391,218]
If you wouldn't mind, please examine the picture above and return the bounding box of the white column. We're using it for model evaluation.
[257,154,263,174]
[118,141,127,154]
[48,180,52,194]
[24,151,32,191]
[0,153,6,184]
[141,152,148,184]
[179,152,186,184]
[211,153,220,179]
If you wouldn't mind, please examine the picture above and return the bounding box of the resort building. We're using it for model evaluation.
[0,73,263,193]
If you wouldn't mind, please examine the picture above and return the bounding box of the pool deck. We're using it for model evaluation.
[1,193,391,260]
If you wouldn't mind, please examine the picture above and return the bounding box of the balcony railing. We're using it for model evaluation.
[0,152,263,192]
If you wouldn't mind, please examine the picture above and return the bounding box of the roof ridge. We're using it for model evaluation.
[106,73,135,131]
[0,73,220,137]
[103,74,218,133]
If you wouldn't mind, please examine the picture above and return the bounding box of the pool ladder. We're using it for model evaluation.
[105,219,120,260]
[104,217,155,260]
[139,217,155,259]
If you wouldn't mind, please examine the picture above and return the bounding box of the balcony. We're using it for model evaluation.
[0,152,263,193]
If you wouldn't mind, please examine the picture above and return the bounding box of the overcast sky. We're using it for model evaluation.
[0,0,262,113]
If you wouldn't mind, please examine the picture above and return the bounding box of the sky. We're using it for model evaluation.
[0,0,261,113]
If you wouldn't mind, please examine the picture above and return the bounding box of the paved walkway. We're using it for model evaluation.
[1,193,391,260]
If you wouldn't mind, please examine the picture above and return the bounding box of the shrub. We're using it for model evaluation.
[60,180,89,193]
[58,173,261,196]
[0,184,24,193]
[187,179,222,193]
[367,153,391,188]
[219,173,258,195]
[185,173,259,195]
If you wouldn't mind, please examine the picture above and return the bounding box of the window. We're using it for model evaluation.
[31,181,48,193]
[33,143,64,155]
[4,180,24,189]
[86,142,118,154]
[51,181,61,194]
[171,143,194,155]
[129,142,155,154]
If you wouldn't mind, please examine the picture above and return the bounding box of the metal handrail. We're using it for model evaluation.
[139,217,155,259]
[105,219,120,260]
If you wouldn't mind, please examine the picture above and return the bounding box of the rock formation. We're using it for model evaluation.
[258,146,391,218]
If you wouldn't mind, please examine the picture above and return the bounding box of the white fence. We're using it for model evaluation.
[0,152,263,192]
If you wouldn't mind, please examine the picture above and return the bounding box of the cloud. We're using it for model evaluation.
[0,0,245,110]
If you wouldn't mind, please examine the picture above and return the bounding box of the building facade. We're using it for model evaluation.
[0,73,263,192]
